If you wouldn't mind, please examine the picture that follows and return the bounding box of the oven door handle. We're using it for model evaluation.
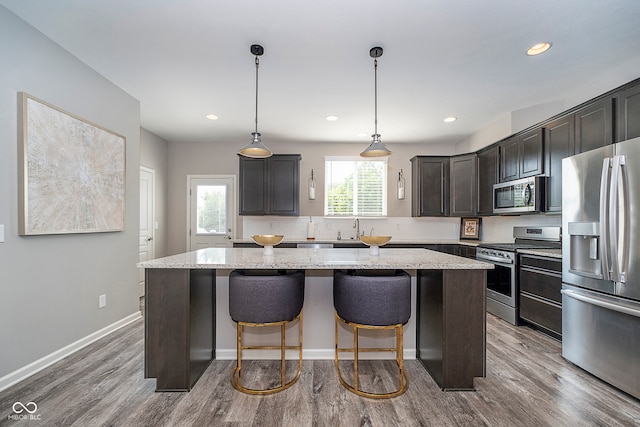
[477,254,513,265]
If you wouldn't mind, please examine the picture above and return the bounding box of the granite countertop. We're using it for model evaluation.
[517,248,562,259]
[138,247,494,270]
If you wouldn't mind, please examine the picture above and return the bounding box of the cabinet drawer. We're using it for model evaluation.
[520,293,562,336]
[520,267,562,303]
[520,255,561,272]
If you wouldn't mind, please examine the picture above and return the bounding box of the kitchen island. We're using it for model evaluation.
[139,247,492,392]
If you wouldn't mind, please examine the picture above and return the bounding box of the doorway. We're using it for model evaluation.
[187,175,236,251]
[139,166,155,297]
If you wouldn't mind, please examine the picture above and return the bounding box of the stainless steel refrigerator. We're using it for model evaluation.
[562,137,640,399]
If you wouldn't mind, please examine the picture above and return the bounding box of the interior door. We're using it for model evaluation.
[139,166,155,297]
[188,176,235,251]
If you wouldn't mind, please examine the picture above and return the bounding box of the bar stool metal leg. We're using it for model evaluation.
[230,312,303,395]
[334,312,409,399]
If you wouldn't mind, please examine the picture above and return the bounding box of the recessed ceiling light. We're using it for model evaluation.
[325,115,338,121]
[443,116,457,123]
[205,114,219,120]
[527,42,552,56]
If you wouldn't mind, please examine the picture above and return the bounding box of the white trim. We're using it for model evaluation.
[139,165,155,297]
[186,174,237,250]
[0,312,142,392]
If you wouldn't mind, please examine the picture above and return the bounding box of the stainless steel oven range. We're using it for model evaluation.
[476,226,561,325]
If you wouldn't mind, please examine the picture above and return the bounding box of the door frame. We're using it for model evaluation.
[140,165,156,296]
[186,174,237,251]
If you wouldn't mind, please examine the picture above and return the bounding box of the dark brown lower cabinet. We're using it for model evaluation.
[417,269,486,390]
[519,254,562,340]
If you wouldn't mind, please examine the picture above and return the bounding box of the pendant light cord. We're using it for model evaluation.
[255,56,260,135]
[374,58,378,136]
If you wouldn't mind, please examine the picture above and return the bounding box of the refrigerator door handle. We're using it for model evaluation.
[561,289,640,318]
[610,155,629,283]
[599,158,612,281]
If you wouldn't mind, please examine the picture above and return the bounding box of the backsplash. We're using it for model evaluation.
[241,214,561,242]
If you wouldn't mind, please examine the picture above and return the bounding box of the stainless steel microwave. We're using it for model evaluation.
[493,176,544,214]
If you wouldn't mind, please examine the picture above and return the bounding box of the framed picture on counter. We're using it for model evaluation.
[460,217,481,240]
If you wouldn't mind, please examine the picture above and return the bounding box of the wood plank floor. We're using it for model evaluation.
[1,314,639,426]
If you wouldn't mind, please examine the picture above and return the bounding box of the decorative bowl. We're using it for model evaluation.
[251,235,284,255]
[359,236,392,246]
[359,235,391,255]
[251,234,284,246]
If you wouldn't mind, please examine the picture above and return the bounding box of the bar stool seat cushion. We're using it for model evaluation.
[229,270,305,324]
[333,270,411,326]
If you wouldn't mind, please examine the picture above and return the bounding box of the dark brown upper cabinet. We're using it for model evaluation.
[238,154,301,216]
[575,98,614,153]
[544,114,574,213]
[450,153,477,217]
[499,128,544,182]
[476,144,499,216]
[544,98,614,212]
[411,156,450,217]
[616,82,640,142]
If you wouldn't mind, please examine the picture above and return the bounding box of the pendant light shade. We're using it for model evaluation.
[239,44,273,158]
[361,46,391,157]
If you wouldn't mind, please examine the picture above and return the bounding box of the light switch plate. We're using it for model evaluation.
[0,224,4,242]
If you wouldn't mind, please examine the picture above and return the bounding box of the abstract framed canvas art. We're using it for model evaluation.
[18,93,126,235]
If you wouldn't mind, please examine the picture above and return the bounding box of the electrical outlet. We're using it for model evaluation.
[0,224,4,242]
[98,294,107,308]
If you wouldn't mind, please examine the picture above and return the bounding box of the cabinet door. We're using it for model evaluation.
[575,98,613,153]
[616,83,640,142]
[238,157,268,215]
[476,145,498,216]
[411,157,449,217]
[269,155,300,216]
[499,137,519,182]
[450,154,477,216]
[544,115,574,213]
[519,128,544,178]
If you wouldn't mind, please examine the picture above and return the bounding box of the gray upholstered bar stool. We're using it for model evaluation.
[228,269,305,395]
[333,269,411,398]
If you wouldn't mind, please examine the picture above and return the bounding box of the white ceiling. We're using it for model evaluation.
[2,0,640,148]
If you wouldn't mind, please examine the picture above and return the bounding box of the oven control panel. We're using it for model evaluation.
[476,248,516,262]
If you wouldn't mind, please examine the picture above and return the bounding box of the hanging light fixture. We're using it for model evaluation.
[239,44,273,158]
[361,46,391,157]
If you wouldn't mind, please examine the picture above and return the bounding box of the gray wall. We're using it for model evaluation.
[0,7,140,378]
[141,128,169,258]
[167,140,453,255]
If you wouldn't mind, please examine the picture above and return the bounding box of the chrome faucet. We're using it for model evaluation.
[353,218,360,240]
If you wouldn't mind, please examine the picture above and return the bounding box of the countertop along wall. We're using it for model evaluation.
[0,7,141,385]
[167,136,562,254]
[166,139,454,255]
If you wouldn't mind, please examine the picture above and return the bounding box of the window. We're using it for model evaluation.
[195,185,227,234]
[324,157,387,217]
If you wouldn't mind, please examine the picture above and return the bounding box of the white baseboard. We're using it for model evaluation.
[216,348,417,360]
[0,312,142,393]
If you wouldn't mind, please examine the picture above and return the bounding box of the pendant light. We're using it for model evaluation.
[239,44,273,158]
[360,46,391,157]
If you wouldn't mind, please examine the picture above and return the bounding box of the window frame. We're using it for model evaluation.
[324,156,388,218]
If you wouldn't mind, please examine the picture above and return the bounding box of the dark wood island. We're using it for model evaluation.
[138,247,492,391]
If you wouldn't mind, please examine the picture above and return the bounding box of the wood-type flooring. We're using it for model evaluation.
[1,314,639,426]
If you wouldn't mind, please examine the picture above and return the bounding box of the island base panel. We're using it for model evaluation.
[145,268,215,391]
[417,269,486,390]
